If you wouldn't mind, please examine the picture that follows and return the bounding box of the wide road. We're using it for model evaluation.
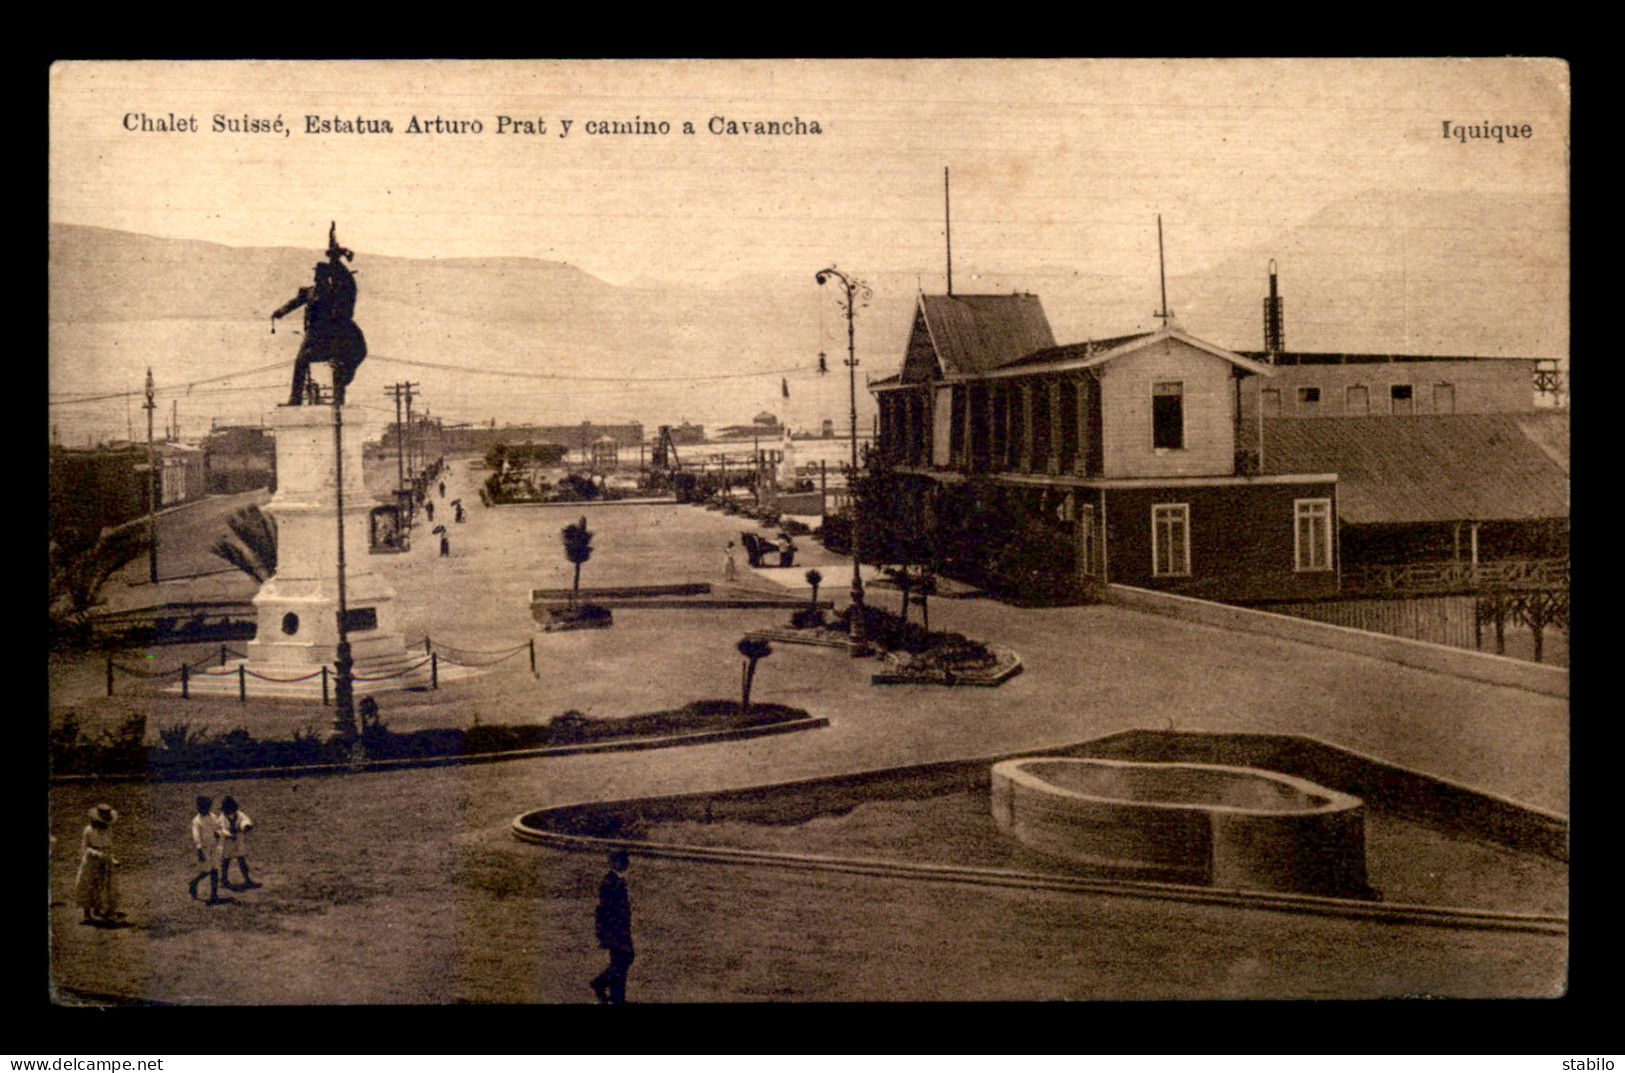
[49,458,1568,1003]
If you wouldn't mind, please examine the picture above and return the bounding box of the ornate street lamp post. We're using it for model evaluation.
[816,266,872,649]
[331,390,356,741]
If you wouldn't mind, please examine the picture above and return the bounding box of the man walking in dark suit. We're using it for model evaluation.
[590,849,634,1003]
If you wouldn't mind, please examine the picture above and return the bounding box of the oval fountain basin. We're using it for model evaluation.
[991,757,1368,897]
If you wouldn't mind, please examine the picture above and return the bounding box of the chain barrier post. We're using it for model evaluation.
[425,637,431,655]
[220,644,228,667]
[106,652,114,697]
[181,662,189,699]
[529,637,536,676]
[238,664,246,703]
[322,665,330,706]
[431,651,439,689]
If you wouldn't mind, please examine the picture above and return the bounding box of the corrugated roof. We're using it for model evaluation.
[919,294,1056,377]
[1512,411,1570,475]
[1263,415,1568,525]
[1237,350,1539,366]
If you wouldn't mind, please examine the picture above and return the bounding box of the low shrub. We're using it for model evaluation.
[546,604,614,631]
[831,604,996,662]
[53,698,813,778]
[790,608,826,630]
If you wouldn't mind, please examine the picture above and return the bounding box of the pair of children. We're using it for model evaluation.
[188,795,258,903]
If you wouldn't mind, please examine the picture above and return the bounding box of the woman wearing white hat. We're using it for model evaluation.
[74,804,120,924]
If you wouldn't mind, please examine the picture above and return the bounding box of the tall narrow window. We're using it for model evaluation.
[1346,385,1369,414]
[1433,383,1456,413]
[1390,384,1414,415]
[1261,388,1282,417]
[1078,503,1097,576]
[1294,498,1333,572]
[1297,386,1321,412]
[1152,381,1184,450]
[1152,503,1190,577]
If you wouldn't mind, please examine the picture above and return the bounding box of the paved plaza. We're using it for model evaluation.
[48,459,1569,1003]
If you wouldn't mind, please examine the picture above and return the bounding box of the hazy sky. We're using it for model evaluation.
[49,59,1569,442]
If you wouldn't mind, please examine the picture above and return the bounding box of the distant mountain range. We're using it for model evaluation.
[48,195,1566,445]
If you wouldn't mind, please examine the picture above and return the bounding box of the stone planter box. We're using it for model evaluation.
[746,627,864,652]
[541,604,614,631]
[871,644,1022,687]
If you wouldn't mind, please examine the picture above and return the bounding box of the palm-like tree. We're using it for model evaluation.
[561,516,593,608]
[50,520,151,627]
[736,637,773,711]
[210,505,278,583]
[804,568,823,611]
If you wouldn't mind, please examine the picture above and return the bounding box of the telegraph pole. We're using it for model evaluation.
[402,383,417,482]
[383,382,418,500]
[144,369,158,583]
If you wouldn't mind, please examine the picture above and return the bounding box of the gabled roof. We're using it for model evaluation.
[997,332,1155,370]
[1263,414,1569,525]
[982,325,1276,379]
[909,294,1057,379]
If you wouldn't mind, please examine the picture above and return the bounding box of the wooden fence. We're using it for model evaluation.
[1341,559,1567,595]
[1252,592,1568,667]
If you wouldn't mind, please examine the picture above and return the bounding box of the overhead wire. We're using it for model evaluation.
[365,352,815,384]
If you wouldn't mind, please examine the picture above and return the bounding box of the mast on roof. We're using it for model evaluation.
[1154,214,1171,327]
[944,166,953,297]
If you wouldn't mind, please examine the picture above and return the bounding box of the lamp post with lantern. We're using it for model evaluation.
[815,266,872,650]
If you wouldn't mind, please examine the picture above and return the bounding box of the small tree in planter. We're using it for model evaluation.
[547,516,613,630]
[917,568,938,635]
[736,637,773,711]
[792,568,825,629]
[562,516,593,608]
[884,564,916,630]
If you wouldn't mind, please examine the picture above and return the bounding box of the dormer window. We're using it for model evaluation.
[1152,381,1184,450]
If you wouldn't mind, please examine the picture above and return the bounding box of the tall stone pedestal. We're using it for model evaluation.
[246,403,411,672]
[182,402,425,700]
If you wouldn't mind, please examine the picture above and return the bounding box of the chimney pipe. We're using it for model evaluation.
[1263,258,1284,359]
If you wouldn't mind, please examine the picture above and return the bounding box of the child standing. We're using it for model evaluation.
[216,796,260,889]
[188,795,221,903]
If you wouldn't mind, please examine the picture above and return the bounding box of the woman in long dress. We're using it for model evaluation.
[74,804,119,923]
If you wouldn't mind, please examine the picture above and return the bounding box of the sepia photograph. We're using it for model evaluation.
[47,58,1568,1006]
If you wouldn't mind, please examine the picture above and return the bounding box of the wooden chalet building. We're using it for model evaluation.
[867,294,1339,603]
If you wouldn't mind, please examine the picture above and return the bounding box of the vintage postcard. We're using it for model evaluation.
[48,59,1568,1005]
